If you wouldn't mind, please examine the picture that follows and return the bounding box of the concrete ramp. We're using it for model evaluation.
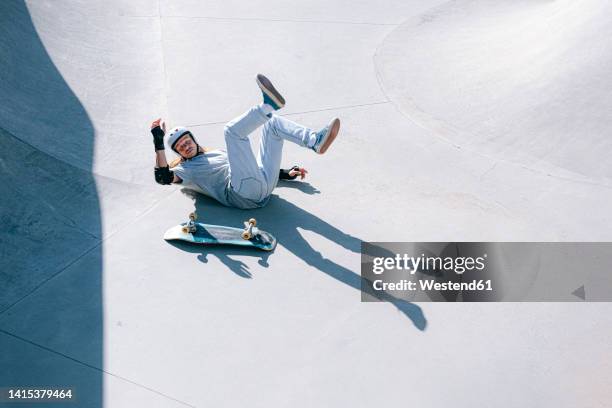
[1,1,611,407]
[376,0,612,182]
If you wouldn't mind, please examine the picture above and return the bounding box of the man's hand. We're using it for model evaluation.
[150,118,166,132]
[289,167,307,180]
[150,118,166,151]
[280,166,308,180]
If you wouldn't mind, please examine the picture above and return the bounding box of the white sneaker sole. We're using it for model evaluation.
[256,74,285,108]
[317,118,340,155]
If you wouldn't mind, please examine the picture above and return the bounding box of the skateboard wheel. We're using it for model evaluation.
[181,226,190,233]
[241,231,252,240]
[248,218,257,227]
[189,212,197,221]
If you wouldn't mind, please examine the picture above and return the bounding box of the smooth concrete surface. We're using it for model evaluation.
[1,1,611,407]
[375,0,612,183]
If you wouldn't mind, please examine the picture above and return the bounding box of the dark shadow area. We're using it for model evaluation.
[167,240,273,278]
[179,188,427,330]
[275,179,321,195]
[0,1,102,406]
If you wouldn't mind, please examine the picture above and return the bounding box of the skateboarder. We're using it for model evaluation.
[150,74,341,209]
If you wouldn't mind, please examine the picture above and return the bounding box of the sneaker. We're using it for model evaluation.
[312,118,340,154]
[256,74,285,110]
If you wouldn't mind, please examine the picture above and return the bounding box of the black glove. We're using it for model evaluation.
[279,165,300,180]
[151,126,165,151]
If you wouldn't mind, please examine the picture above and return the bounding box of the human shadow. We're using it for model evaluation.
[275,179,321,195]
[179,188,427,330]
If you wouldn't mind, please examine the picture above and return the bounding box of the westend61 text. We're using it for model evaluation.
[372,279,493,292]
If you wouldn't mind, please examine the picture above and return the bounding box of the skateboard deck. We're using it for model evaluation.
[164,214,276,252]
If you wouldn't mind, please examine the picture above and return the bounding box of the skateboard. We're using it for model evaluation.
[164,213,277,251]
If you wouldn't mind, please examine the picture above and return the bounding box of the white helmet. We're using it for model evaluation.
[166,126,193,152]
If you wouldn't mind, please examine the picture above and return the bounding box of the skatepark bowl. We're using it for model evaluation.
[1,1,611,407]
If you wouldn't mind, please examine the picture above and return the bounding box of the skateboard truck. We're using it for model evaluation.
[241,218,259,240]
[181,213,260,241]
[181,212,198,234]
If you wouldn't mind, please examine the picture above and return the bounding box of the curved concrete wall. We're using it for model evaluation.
[376,0,612,182]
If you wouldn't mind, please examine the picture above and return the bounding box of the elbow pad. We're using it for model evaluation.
[154,166,174,185]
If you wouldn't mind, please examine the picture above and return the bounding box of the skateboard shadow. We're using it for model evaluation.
[180,189,427,331]
[166,240,273,279]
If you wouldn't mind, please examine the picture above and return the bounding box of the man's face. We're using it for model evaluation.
[174,134,197,158]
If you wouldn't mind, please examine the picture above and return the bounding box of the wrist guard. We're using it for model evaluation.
[154,166,174,185]
[151,126,165,151]
[279,165,300,180]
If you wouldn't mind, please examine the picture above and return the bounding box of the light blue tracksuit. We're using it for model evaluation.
[173,105,314,209]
